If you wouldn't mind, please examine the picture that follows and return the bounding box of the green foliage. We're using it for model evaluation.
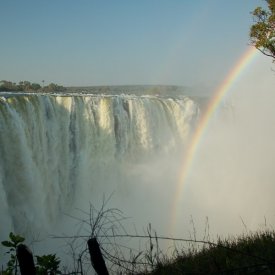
[250,0,275,60]
[1,233,61,275]
[36,254,61,275]
[1,232,25,275]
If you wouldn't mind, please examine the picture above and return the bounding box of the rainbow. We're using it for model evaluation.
[170,46,259,234]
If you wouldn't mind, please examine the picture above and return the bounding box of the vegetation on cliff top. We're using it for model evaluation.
[142,230,275,275]
[2,202,275,275]
[0,80,66,93]
[2,229,275,274]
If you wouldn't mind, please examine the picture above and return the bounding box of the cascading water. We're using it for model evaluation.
[0,92,199,239]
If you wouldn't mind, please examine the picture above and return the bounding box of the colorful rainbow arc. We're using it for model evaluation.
[170,46,259,235]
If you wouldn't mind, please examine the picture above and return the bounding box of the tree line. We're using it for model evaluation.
[0,80,67,93]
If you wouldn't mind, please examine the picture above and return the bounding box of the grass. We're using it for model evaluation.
[140,230,275,275]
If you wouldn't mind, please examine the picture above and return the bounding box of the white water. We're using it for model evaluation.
[0,94,198,240]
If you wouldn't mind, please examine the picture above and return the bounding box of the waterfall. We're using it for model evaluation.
[0,93,199,236]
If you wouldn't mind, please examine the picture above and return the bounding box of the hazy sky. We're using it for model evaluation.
[0,0,269,87]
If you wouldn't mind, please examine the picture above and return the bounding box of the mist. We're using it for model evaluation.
[172,56,275,240]
[0,56,274,272]
[65,55,275,243]
[49,59,275,261]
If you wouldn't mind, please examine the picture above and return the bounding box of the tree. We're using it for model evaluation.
[43,83,66,92]
[31,83,41,91]
[250,0,275,61]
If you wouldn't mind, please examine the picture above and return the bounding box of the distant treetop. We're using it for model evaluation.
[0,80,67,92]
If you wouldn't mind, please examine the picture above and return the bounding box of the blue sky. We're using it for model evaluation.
[0,0,269,87]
